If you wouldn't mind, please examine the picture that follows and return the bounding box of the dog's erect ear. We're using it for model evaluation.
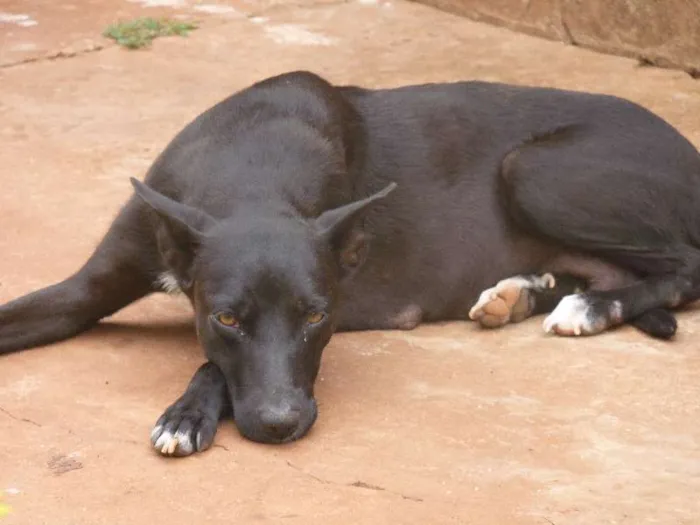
[316,182,397,238]
[130,178,215,237]
[130,178,216,288]
[316,182,397,274]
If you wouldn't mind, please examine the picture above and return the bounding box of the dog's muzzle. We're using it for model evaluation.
[234,394,318,444]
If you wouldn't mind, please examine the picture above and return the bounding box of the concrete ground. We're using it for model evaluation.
[1,1,699,524]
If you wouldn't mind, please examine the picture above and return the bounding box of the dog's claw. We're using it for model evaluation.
[151,404,218,457]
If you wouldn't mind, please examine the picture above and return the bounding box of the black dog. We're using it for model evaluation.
[2,71,699,456]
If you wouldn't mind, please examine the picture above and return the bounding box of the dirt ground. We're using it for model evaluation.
[1,1,699,524]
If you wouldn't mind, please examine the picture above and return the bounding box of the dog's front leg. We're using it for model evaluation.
[150,361,231,457]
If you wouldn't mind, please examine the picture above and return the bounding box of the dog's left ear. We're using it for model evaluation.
[316,182,397,274]
[130,178,216,289]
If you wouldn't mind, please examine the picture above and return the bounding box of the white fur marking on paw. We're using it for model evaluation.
[540,273,556,289]
[156,271,182,295]
[543,294,593,336]
[150,424,163,443]
[610,300,623,323]
[154,430,175,453]
[153,427,195,456]
[173,430,194,455]
[468,274,555,321]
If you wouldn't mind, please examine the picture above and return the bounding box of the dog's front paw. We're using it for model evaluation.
[151,399,218,457]
[469,274,555,328]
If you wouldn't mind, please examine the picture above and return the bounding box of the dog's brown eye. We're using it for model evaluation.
[216,312,239,328]
[307,312,325,325]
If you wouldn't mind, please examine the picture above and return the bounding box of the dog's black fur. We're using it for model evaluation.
[2,71,700,455]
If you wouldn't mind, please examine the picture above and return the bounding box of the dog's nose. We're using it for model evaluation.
[258,403,301,441]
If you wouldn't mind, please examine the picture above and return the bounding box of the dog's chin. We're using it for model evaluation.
[235,399,318,445]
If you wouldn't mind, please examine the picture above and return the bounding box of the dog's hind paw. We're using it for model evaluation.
[542,294,618,336]
[151,402,218,457]
[469,274,555,328]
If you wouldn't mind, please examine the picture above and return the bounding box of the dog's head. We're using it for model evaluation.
[131,178,395,444]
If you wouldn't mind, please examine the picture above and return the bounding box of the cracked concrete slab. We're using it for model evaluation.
[0,1,699,524]
[0,0,333,68]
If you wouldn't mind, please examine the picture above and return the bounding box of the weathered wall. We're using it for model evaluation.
[413,0,700,75]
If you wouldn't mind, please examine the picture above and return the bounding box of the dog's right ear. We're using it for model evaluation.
[130,178,216,288]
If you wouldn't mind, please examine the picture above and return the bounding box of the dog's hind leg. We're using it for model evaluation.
[151,361,231,457]
[469,260,678,339]
[500,128,700,339]
[468,272,587,328]
[543,253,679,339]
[0,198,159,354]
[541,277,689,338]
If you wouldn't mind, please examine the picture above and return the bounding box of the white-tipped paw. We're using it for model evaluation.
[469,274,555,328]
[151,406,218,457]
[152,427,195,456]
[543,294,598,336]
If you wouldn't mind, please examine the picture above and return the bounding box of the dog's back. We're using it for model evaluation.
[331,78,700,327]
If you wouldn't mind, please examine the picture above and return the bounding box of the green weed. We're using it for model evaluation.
[103,17,197,49]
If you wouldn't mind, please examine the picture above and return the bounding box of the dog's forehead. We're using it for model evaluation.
[199,218,330,300]
[212,218,317,263]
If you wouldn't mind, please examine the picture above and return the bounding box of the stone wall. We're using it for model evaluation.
[413,0,700,75]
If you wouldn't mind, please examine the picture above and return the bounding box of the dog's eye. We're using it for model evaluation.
[215,312,240,328]
[306,312,325,325]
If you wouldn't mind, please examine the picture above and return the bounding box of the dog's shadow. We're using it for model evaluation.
[81,318,199,352]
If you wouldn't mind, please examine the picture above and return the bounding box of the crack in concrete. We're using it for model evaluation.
[0,42,111,70]
[285,460,331,485]
[560,16,574,46]
[285,460,424,502]
[0,405,42,427]
[557,0,575,46]
[0,0,350,71]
